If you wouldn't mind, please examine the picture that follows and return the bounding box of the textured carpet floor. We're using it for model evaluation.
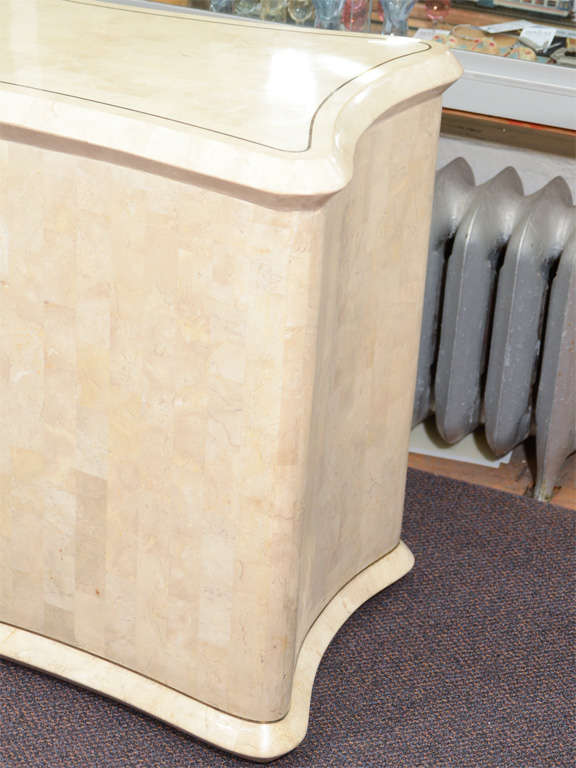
[0,469,574,768]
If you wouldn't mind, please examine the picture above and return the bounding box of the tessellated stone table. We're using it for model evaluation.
[0,0,460,759]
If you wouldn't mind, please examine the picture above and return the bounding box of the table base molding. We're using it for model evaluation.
[0,541,414,761]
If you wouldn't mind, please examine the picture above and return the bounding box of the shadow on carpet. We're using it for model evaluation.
[1,469,574,768]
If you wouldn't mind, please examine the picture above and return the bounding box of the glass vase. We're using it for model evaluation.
[312,0,346,29]
[261,0,288,21]
[234,0,262,17]
[342,0,370,32]
[210,0,234,12]
[379,0,416,35]
[424,0,451,24]
[287,0,316,24]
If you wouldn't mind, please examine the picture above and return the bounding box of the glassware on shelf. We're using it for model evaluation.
[379,0,416,35]
[312,0,346,28]
[342,0,370,32]
[261,0,288,21]
[210,0,234,13]
[287,0,316,24]
[233,0,262,17]
[424,0,450,25]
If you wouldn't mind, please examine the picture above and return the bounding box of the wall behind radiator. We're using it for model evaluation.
[438,136,576,197]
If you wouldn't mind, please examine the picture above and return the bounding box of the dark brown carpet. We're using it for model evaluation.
[0,469,574,768]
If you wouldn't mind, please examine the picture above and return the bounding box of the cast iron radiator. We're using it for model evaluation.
[413,158,575,501]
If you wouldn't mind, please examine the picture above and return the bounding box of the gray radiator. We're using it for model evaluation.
[414,158,575,501]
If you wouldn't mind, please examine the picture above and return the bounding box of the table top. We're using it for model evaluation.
[0,0,460,197]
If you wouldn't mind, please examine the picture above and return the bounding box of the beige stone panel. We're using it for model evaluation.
[78,347,110,411]
[0,475,9,536]
[0,7,462,743]
[43,302,77,434]
[170,460,207,532]
[10,568,44,632]
[191,641,230,712]
[151,595,199,695]
[1,293,44,458]
[42,226,77,310]
[0,475,12,615]
[104,476,139,668]
[0,292,8,473]
[42,487,76,617]
[0,145,44,302]
[1,118,437,722]
[75,471,107,596]
[76,405,109,479]
[0,543,414,761]
[7,483,45,631]
[229,493,300,718]
[42,426,77,497]
[174,408,207,466]
[74,591,107,657]
[197,532,234,648]
[296,98,443,640]
[43,604,75,645]
[0,213,7,284]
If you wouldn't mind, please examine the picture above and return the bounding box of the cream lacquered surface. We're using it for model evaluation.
[2,0,422,150]
[0,0,459,195]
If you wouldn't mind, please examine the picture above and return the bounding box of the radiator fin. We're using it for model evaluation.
[414,159,576,500]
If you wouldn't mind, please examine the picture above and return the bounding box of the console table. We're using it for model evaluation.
[0,0,460,758]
